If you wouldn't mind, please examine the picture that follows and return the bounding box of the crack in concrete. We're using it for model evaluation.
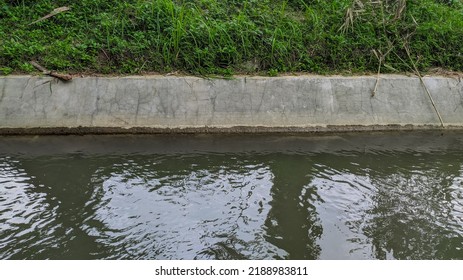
[21,77,32,100]
[183,77,193,91]
[281,104,289,124]
[33,80,51,89]
[457,82,463,112]
[135,89,141,124]
[90,79,101,126]
[49,80,53,97]
[0,79,6,105]
[91,96,100,126]
[207,89,218,125]
[256,81,267,113]
[170,90,180,119]
[158,90,168,117]
[113,116,129,125]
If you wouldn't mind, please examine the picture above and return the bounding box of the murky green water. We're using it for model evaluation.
[1,132,462,260]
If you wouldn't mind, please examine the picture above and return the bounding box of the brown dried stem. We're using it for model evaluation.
[30,61,72,81]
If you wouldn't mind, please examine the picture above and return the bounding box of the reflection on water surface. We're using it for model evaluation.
[1,132,462,259]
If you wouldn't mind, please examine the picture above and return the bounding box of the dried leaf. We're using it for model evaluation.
[29,6,70,25]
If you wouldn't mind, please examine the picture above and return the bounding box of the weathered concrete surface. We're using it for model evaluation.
[0,75,462,134]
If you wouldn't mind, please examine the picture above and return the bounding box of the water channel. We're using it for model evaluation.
[1,132,462,259]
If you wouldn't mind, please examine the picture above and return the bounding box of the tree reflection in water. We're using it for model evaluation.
[264,155,322,259]
[1,134,463,260]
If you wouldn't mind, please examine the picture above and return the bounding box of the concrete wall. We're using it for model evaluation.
[1,75,462,133]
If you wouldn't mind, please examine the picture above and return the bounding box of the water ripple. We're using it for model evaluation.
[81,156,278,259]
[2,134,463,260]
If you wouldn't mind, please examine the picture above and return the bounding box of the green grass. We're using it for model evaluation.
[1,0,462,75]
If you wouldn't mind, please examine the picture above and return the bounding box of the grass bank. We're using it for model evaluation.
[1,0,462,76]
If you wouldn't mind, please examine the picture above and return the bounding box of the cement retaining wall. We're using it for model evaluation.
[1,75,462,134]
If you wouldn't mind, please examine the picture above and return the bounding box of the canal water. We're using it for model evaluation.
[1,132,462,260]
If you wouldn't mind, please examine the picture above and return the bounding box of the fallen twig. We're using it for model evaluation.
[403,43,444,128]
[29,7,70,25]
[371,50,382,97]
[30,61,72,81]
[371,45,393,97]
